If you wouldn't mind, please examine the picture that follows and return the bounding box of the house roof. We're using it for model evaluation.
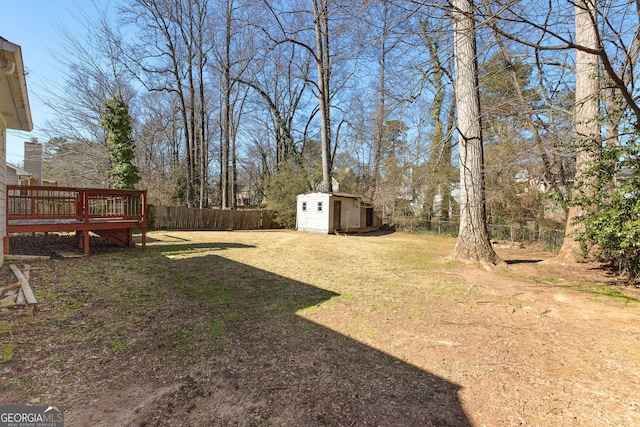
[0,37,32,131]
[617,167,634,180]
[6,162,30,176]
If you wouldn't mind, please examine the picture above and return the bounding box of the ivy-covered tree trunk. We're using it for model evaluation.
[101,95,141,189]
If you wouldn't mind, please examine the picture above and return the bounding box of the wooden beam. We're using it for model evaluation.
[9,264,37,305]
[83,230,90,255]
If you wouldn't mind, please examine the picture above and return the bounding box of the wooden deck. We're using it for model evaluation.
[4,185,147,255]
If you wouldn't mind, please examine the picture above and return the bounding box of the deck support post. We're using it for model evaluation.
[75,230,90,255]
[3,236,9,255]
[82,230,90,255]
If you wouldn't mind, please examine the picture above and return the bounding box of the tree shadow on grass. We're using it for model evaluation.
[150,241,256,254]
[505,259,545,265]
[71,250,471,426]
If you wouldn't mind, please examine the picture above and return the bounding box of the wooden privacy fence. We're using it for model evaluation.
[149,205,280,231]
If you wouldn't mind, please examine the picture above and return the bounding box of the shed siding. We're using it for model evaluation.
[333,196,360,232]
[296,193,330,234]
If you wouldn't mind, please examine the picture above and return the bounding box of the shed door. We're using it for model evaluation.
[333,200,342,230]
[366,207,374,227]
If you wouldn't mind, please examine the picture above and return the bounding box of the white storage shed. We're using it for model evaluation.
[296,192,380,234]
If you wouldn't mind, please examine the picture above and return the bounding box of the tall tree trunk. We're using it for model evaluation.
[451,0,502,266]
[221,0,233,208]
[557,0,601,262]
[371,0,388,201]
[188,59,198,207]
[231,123,237,208]
[199,77,208,208]
[313,0,333,192]
[197,3,208,209]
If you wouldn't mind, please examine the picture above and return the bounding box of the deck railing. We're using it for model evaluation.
[7,185,146,223]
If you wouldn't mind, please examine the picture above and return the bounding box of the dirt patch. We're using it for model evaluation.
[1,231,639,426]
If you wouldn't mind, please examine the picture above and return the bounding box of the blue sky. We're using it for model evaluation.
[3,1,111,164]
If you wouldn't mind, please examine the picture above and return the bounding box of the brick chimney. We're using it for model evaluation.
[24,139,42,184]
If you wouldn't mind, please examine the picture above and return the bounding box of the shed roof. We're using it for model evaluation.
[299,191,375,208]
[300,191,361,199]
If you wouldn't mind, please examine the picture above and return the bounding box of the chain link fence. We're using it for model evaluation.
[395,219,565,250]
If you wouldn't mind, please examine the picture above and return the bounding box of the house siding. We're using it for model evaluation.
[6,165,19,185]
[296,193,331,234]
[1,38,33,266]
[0,124,6,267]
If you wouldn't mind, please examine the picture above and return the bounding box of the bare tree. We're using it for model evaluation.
[259,0,355,193]
[476,0,640,260]
[234,41,311,166]
[119,0,213,207]
[42,5,134,187]
[218,0,235,208]
[370,0,391,200]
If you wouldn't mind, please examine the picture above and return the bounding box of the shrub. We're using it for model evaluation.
[575,141,640,282]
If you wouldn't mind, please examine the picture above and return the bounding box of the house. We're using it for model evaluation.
[296,192,381,234]
[431,182,461,218]
[0,37,33,266]
[6,162,34,186]
[6,140,56,186]
[311,176,340,192]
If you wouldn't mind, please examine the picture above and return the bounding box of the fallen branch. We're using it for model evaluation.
[5,280,21,292]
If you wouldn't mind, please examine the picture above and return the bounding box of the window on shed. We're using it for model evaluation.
[318,201,323,212]
[302,201,307,212]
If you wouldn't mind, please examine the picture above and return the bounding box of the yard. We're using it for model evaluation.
[1,230,639,426]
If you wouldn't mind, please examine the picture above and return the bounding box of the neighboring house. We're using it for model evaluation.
[296,192,381,234]
[235,186,252,208]
[6,140,56,186]
[431,182,461,218]
[235,184,264,208]
[514,169,567,222]
[0,37,33,266]
[6,162,35,186]
[311,176,340,193]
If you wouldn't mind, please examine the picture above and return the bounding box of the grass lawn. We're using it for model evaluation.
[1,230,639,426]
